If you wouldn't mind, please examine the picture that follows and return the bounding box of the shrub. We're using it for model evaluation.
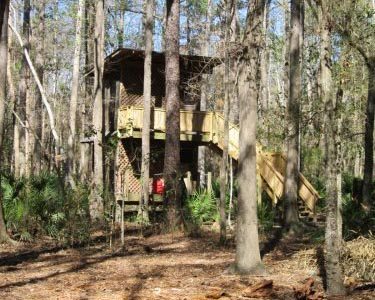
[184,189,218,226]
[1,172,90,244]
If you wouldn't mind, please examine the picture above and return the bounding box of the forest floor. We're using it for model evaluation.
[0,224,373,300]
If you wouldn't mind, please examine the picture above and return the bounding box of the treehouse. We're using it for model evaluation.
[96,48,320,219]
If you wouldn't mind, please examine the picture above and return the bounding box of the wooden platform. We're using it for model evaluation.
[118,106,320,217]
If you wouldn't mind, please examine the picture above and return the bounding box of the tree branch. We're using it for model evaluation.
[8,22,59,143]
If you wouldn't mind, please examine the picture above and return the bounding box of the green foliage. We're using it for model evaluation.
[257,201,275,234]
[301,146,326,197]
[1,172,90,244]
[184,189,218,226]
[342,194,375,240]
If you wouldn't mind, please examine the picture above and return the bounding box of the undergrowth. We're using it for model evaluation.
[1,172,90,245]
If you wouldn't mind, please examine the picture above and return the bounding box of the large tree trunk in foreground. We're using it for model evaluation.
[234,0,266,275]
[139,0,154,223]
[163,0,181,230]
[283,0,303,230]
[0,0,11,242]
[67,0,85,185]
[91,0,105,222]
[319,2,345,296]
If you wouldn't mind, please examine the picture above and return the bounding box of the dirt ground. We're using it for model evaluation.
[0,226,373,300]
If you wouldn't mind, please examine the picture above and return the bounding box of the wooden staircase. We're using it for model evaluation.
[118,106,320,219]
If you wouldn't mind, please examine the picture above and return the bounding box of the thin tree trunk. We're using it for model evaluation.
[227,157,233,228]
[219,0,233,244]
[91,0,105,222]
[164,0,181,230]
[336,86,344,242]
[198,0,211,188]
[17,0,31,177]
[139,0,154,223]
[283,0,302,230]
[117,0,127,47]
[80,0,94,182]
[259,0,271,132]
[234,0,266,275]
[362,59,375,209]
[33,0,45,174]
[229,1,240,124]
[67,0,85,185]
[319,2,345,295]
[282,0,290,111]
[0,0,11,243]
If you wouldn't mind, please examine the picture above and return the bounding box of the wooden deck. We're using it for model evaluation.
[118,106,320,216]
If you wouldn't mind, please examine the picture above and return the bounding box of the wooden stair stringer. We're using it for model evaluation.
[212,112,319,215]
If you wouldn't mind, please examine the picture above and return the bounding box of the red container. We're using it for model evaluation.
[152,178,165,195]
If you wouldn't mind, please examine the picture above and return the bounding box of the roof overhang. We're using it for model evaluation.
[86,48,222,80]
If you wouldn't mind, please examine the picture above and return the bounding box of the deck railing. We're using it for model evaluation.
[118,105,320,215]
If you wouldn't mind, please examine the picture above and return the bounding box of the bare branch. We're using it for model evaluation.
[8,22,59,143]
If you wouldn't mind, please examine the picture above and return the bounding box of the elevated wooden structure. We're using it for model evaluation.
[118,106,320,217]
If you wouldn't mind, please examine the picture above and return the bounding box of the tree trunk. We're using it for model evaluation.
[198,0,212,188]
[80,0,94,182]
[219,0,234,244]
[283,0,303,230]
[282,0,290,109]
[67,0,85,185]
[117,0,127,48]
[319,2,345,296]
[91,0,105,222]
[362,59,375,209]
[336,86,344,242]
[139,0,154,223]
[164,0,181,230]
[234,0,266,275]
[17,0,31,177]
[33,0,45,174]
[0,0,11,243]
[229,0,240,124]
[259,0,271,133]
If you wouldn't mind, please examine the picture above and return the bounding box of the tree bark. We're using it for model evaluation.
[362,59,375,209]
[117,0,127,47]
[67,0,85,185]
[91,0,105,222]
[163,0,181,230]
[319,2,345,295]
[219,0,234,244]
[17,0,31,177]
[259,0,271,130]
[283,0,303,230]
[282,0,290,109]
[198,0,212,188]
[0,0,11,243]
[234,0,266,275]
[139,0,154,223]
[33,0,45,174]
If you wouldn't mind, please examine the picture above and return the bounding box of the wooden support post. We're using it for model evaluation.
[184,171,193,195]
[207,171,212,193]
[121,169,128,246]
[257,170,262,206]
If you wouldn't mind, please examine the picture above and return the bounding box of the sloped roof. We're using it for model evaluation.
[87,48,222,79]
